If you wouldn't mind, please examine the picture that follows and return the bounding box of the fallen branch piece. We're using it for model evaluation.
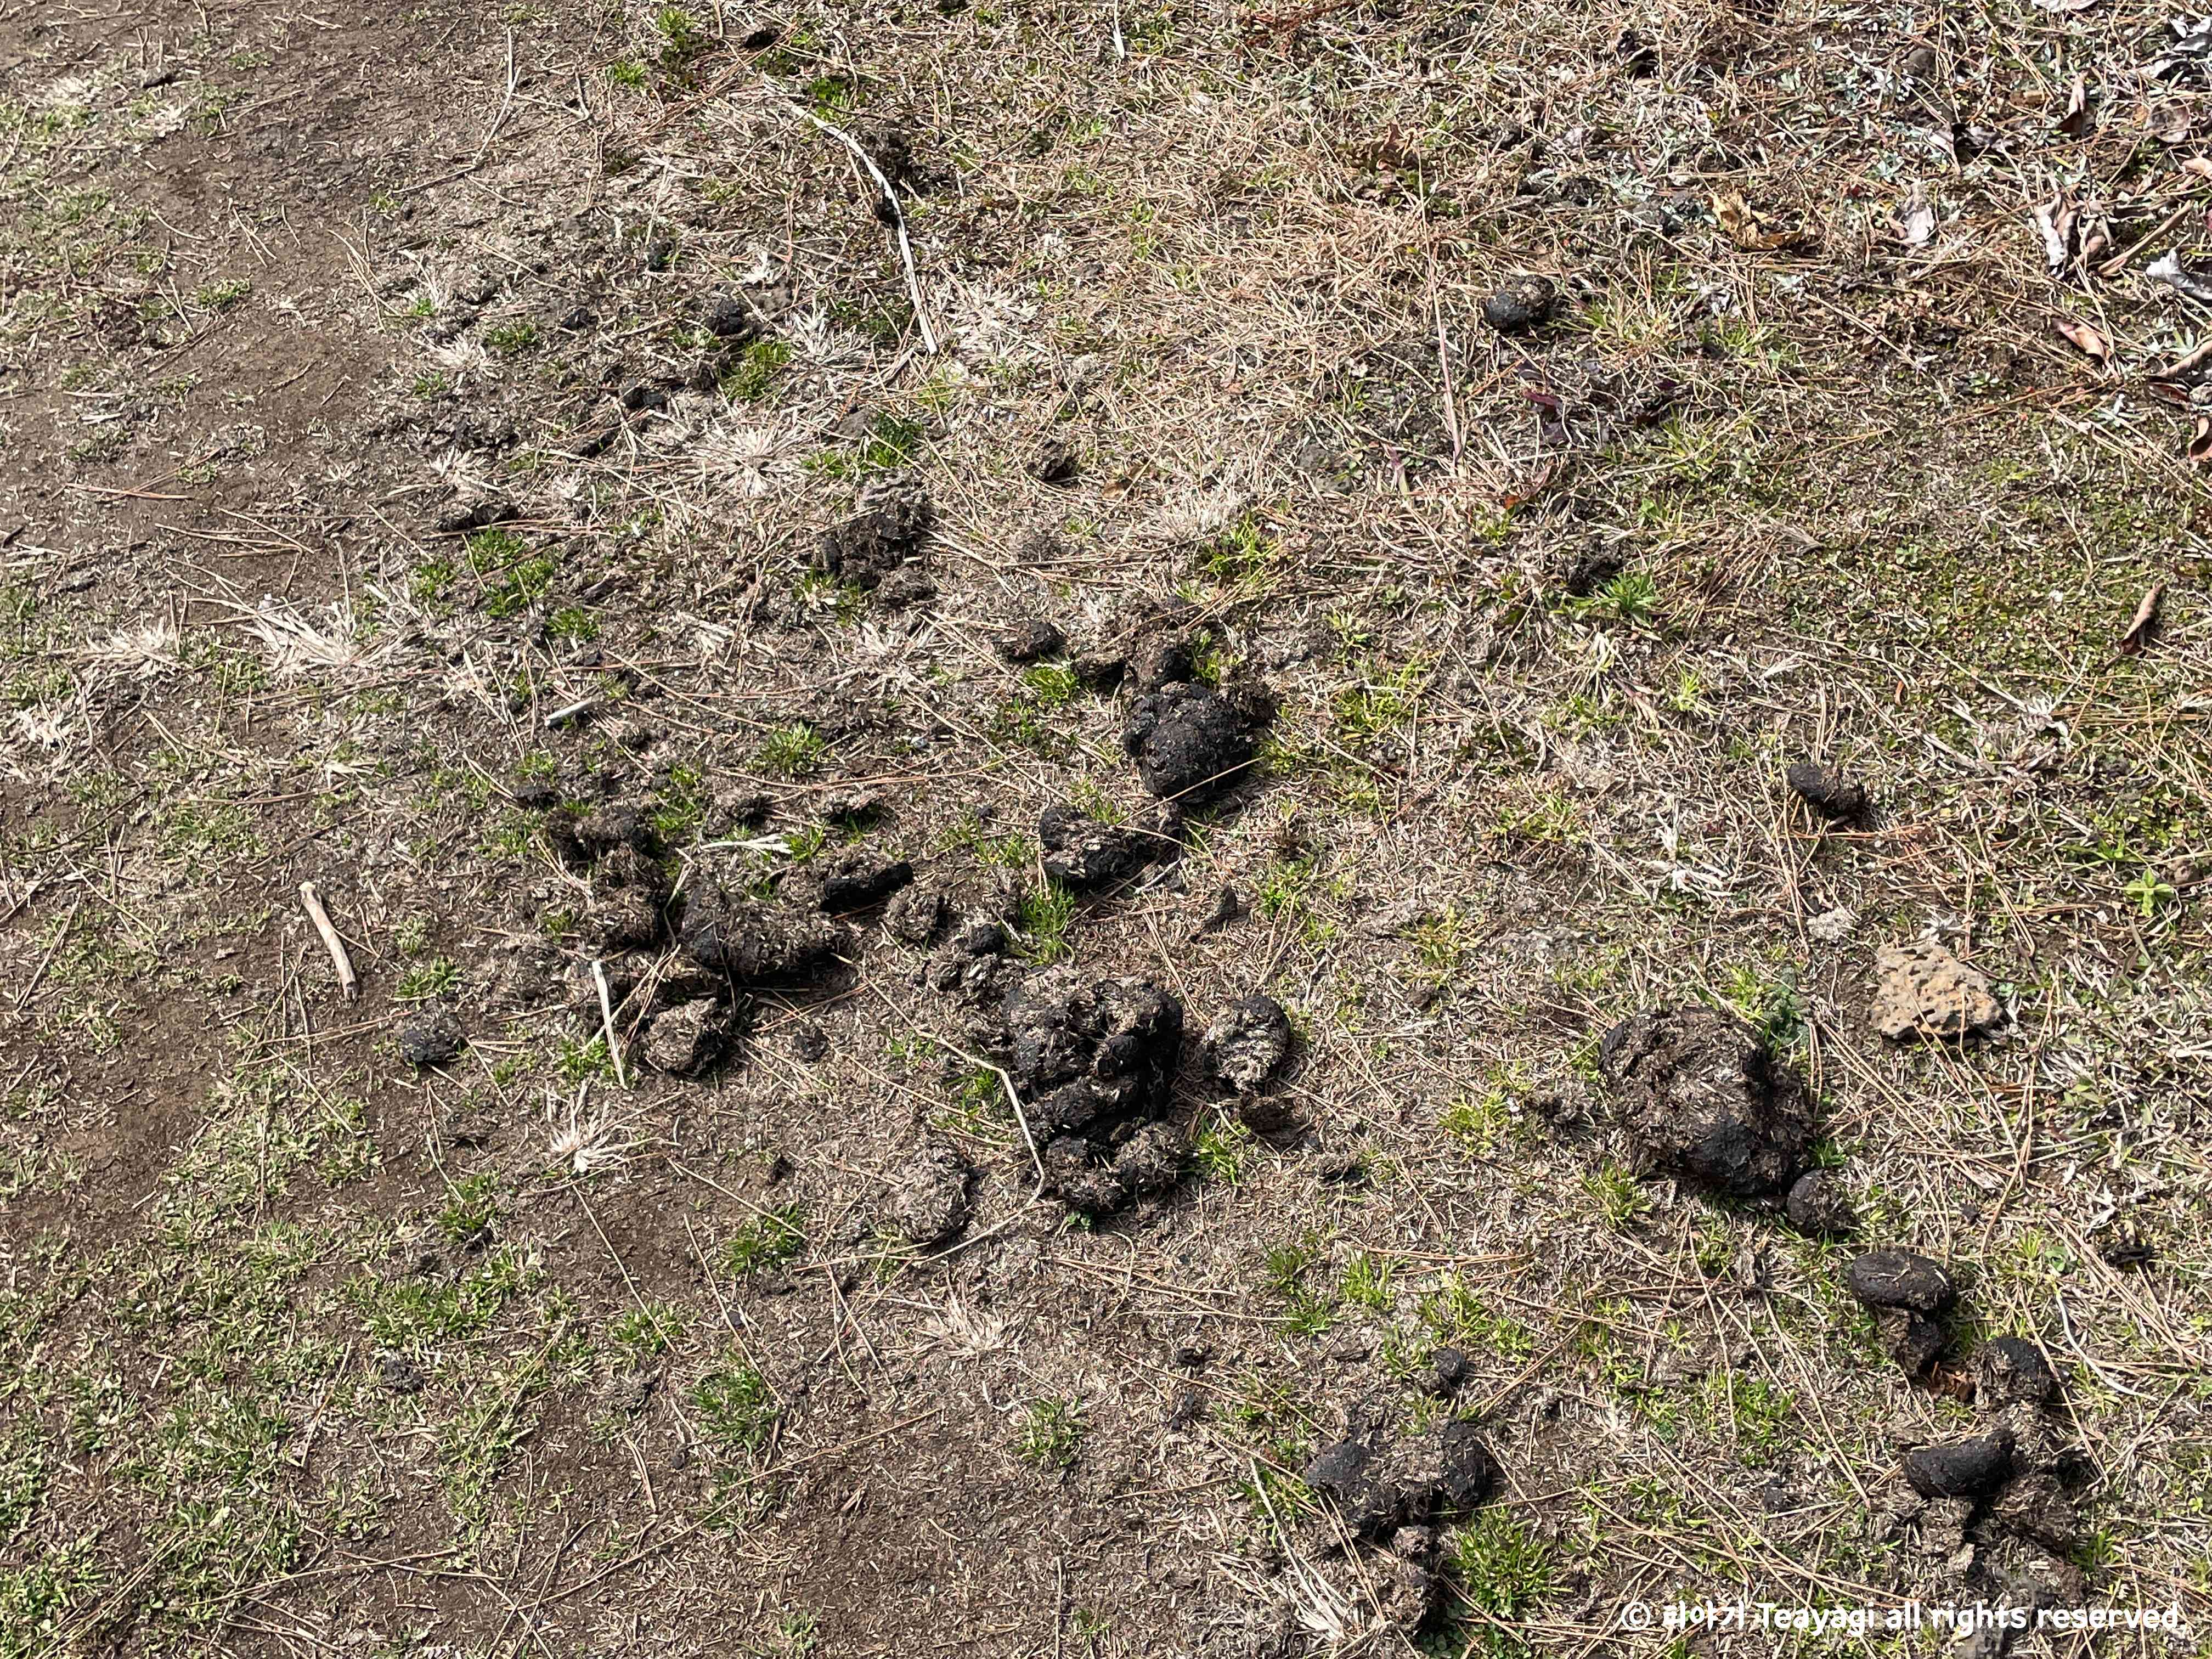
[299,881,359,1000]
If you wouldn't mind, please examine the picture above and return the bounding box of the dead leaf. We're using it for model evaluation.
[2119,583,2164,652]
[1712,189,1808,252]
[2032,0,2101,10]
[1899,189,1937,247]
[2148,250,2212,303]
[2191,417,2212,461]
[2058,76,2092,138]
[2032,196,2076,272]
[2185,156,2212,179]
[2055,317,2110,360]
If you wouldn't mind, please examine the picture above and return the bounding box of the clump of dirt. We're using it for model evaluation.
[1481,274,1556,333]
[1297,1419,1503,1639]
[642,997,730,1076]
[1847,1246,1956,1374]
[997,617,1065,663]
[997,969,1185,1215]
[1597,1005,1815,1197]
[815,473,933,589]
[1122,681,1259,804]
[1871,939,2002,1040]
[679,883,851,983]
[1785,1168,1856,1234]
[1786,758,1869,820]
[1199,993,1293,1093]
[1036,805,1148,890]
[1028,437,1080,485]
[888,1139,971,1246]
[397,1007,466,1068]
[883,883,949,947]
[814,850,914,914]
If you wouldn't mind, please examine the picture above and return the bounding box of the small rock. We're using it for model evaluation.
[397,1007,467,1068]
[1029,437,1080,484]
[1976,1338,2058,1408]
[883,883,948,947]
[1200,994,1293,1093]
[1598,1005,1816,1198]
[998,617,1066,663]
[1481,274,1556,334]
[815,475,932,590]
[1871,939,2002,1041]
[1037,805,1144,890]
[890,1141,971,1246]
[819,851,913,913]
[1785,1169,1856,1235]
[1122,682,1256,803]
[1847,1249,1957,1314]
[642,998,727,1076]
[1786,759,1869,821]
[1901,1432,2013,1499]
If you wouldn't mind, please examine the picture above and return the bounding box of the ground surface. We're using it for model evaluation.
[2,0,2209,1654]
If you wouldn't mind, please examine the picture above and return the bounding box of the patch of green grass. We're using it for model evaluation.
[1418,1274,1533,1362]
[939,810,1027,866]
[651,763,709,845]
[753,722,825,778]
[1015,1397,1085,1469]
[611,1301,687,1356]
[483,319,541,356]
[724,338,791,402]
[692,1358,777,1453]
[1201,509,1276,583]
[1700,1373,1796,1463]
[1260,1234,1334,1335]
[724,1205,807,1274]
[1192,1118,1252,1184]
[1582,1163,1647,1229]
[436,1172,500,1243]
[193,276,252,311]
[546,604,599,643]
[1015,881,1076,963]
[1448,1510,1555,1618]
[1719,962,1805,1048]
[607,55,647,88]
[348,1246,531,1351]
[1339,1250,1396,1313]
[396,956,461,1001]
[1023,662,1080,706]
